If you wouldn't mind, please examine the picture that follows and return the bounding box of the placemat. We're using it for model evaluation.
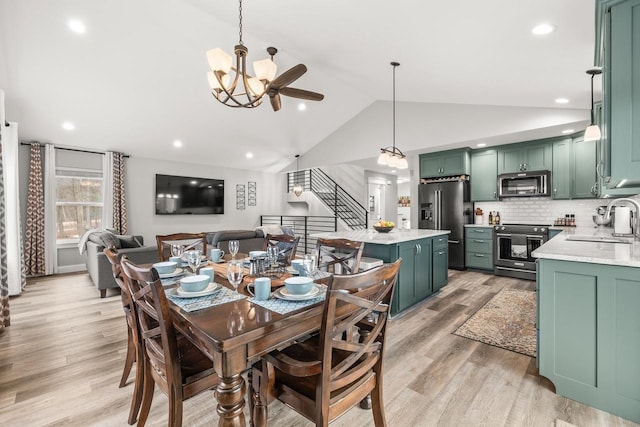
[166,285,246,312]
[249,285,327,315]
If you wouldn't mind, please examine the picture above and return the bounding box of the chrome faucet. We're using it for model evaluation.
[605,198,640,238]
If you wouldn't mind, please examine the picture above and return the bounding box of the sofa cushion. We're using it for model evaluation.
[118,235,143,248]
[89,231,121,249]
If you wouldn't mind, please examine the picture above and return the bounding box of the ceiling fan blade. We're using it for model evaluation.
[280,87,325,101]
[270,93,282,112]
[270,64,307,89]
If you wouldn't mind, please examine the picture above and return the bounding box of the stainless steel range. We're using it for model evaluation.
[493,223,549,280]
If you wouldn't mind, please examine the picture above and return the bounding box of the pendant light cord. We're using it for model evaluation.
[590,72,595,125]
[391,62,399,153]
[238,0,244,45]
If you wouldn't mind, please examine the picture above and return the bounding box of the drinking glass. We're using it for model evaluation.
[303,254,317,279]
[185,250,201,274]
[226,261,244,294]
[267,246,279,267]
[171,244,185,257]
[229,240,240,260]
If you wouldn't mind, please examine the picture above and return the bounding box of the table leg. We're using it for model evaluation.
[214,348,248,427]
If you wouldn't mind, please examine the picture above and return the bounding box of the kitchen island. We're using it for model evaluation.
[312,229,451,315]
[532,227,640,424]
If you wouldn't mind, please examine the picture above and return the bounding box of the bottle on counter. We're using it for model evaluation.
[495,211,501,225]
[489,211,493,225]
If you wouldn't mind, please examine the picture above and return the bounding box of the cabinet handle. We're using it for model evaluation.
[474,239,484,243]
[475,254,485,257]
[523,163,527,171]
[438,251,445,255]
[519,163,523,171]
[553,188,557,195]
[418,244,422,254]
[494,191,497,199]
[475,230,485,233]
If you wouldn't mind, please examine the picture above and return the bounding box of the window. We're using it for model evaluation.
[56,167,103,243]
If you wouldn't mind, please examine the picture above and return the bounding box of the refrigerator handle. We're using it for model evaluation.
[434,190,438,230]
[436,190,442,230]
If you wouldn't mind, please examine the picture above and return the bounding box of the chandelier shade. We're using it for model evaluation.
[583,67,602,142]
[378,62,408,170]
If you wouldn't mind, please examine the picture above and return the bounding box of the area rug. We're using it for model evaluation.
[453,288,536,357]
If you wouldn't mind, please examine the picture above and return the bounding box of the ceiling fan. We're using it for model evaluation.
[266,47,324,112]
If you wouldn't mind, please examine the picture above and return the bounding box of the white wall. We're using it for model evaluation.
[318,163,366,208]
[364,170,397,226]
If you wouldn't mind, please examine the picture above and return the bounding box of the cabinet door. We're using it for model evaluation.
[415,239,432,300]
[441,151,467,176]
[552,138,572,199]
[471,149,498,201]
[396,243,417,312]
[420,155,443,178]
[432,247,448,291]
[573,137,598,199]
[497,146,523,173]
[523,142,553,171]
[609,0,640,184]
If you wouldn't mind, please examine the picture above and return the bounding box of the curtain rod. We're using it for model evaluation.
[19,142,130,158]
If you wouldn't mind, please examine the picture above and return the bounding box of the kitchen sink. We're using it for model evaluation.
[565,235,633,244]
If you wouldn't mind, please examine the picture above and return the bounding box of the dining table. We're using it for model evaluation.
[163,256,330,427]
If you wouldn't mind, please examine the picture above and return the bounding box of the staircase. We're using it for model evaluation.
[287,168,368,230]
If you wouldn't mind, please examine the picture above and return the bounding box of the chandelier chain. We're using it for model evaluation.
[393,64,396,150]
[238,0,244,45]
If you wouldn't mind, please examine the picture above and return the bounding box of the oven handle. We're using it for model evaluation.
[496,233,512,237]
[526,235,545,239]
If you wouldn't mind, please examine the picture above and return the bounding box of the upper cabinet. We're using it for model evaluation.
[552,135,598,200]
[497,141,552,174]
[597,0,640,189]
[420,149,470,178]
[470,148,498,201]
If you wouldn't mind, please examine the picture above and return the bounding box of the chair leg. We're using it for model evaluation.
[168,388,183,427]
[127,343,144,425]
[120,327,136,388]
[100,289,107,298]
[370,374,387,427]
[137,362,155,427]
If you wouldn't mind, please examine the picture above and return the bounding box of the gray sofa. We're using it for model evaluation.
[207,229,266,254]
[83,235,159,298]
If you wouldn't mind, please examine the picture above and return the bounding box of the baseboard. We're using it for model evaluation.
[57,264,87,274]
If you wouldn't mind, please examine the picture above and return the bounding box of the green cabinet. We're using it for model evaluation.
[432,236,449,291]
[470,148,498,201]
[551,135,598,200]
[464,226,494,271]
[420,149,470,178]
[497,141,552,174]
[538,258,640,424]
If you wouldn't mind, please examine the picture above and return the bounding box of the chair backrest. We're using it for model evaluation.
[315,238,364,274]
[104,246,133,309]
[155,232,207,261]
[318,259,401,405]
[262,233,300,265]
[120,256,181,394]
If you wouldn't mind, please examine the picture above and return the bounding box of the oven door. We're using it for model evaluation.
[494,233,538,269]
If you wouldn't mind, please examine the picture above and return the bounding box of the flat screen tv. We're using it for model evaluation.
[155,174,224,215]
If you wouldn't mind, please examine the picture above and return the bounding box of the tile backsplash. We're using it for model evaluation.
[474,195,640,227]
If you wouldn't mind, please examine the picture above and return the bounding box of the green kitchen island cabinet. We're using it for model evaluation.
[533,228,640,424]
[312,229,451,315]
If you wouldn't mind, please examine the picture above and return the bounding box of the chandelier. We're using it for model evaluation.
[206,0,277,108]
[378,62,408,169]
[293,154,303,196]
[583,67,602,142]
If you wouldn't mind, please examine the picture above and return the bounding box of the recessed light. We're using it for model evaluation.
[391,169,397,173]
[532,23,555,35]
[68,19,86,34]
[246,152,253,159]
[555,98,569,104]
[190,180,197,185]
[477,143,487,147]
[561,129,574,134]
[62,122,75,131]
[173,139,183,148]
[298,103,307,111]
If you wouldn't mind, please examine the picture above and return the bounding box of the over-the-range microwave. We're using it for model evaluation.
[497,170,551,198]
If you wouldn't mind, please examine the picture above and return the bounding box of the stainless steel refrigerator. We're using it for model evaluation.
[418,178,472,269]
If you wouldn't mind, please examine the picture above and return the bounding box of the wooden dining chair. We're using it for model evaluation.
[155,232,207,261]
[315,237,365,274]
[262,233,300,265]
[104,246,144,425]
[120,256,219,427]
[250,259,402,427]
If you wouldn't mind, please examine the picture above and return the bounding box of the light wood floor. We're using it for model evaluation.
[1,270,637,427]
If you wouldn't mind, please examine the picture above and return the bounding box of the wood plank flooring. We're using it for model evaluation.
[1,270,637,427]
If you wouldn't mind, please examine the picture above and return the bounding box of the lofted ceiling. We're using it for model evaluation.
[0,0,597,176]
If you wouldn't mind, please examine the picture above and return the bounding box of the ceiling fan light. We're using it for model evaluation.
[207,48,233,73]
[377,151,390,165]
[584,124,601,141]
[254,58,277,82]
[247,77,265,96]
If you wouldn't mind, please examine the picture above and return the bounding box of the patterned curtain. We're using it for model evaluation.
[0,143,10,330]
[24,143,45,276]
[112,152,127,235]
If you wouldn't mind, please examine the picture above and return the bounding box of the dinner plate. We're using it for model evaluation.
[158,267,184,279]
[169,282,221,298]
[274,285,322,301]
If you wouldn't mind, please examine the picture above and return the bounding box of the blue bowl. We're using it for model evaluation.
[152,261,177,275]
[179,275,210,292]
[284,277,314,295]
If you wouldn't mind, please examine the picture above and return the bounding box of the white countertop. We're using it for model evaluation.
[311,229,450,245]
[532,226,640,268]
[464,224,495,228]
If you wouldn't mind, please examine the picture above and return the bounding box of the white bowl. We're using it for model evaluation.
[284,276,314,295]
[179,275,210,292]
[249,250,267,259]
[152,261,177,275]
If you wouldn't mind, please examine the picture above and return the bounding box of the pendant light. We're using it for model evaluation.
[584,67,603,142]
[293,154,304,196]
[378,62,408,169]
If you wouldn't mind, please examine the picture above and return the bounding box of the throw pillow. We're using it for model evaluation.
[95,231,121,249]
[118,235,142,248]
